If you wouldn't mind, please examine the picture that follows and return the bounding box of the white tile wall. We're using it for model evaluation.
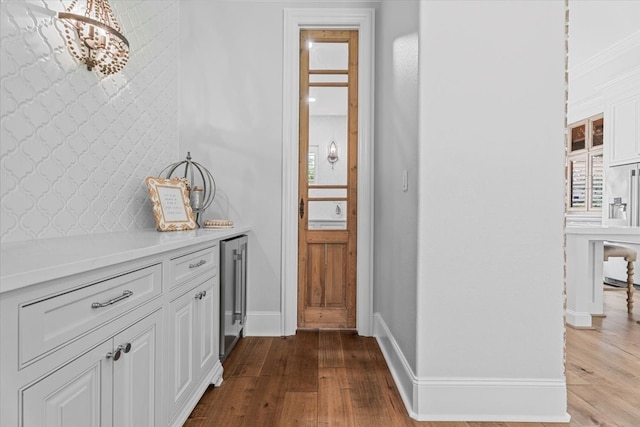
[0,0,179,243]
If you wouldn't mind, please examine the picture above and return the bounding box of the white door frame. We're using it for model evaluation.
[281,8,375,336]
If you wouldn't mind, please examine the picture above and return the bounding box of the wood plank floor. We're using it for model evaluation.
[184,288,639,426]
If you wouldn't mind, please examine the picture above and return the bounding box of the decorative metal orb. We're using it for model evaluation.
[159,152,216,226]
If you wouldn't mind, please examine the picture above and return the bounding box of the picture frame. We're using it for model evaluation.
[145,176,197,231]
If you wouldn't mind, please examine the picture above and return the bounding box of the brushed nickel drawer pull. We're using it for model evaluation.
[91,290,133,309]
[189,260,207,269]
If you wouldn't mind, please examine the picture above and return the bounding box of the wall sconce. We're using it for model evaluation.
[327,140,339,169]
[58,0,130,75]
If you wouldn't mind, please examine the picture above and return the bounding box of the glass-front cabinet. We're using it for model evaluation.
[567,114,604,213]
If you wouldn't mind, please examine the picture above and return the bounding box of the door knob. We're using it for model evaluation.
[118,343,132,354]
[106,349,122,361]
[107,343,132,361]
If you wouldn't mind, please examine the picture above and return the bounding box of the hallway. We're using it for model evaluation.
[185,289,639,426]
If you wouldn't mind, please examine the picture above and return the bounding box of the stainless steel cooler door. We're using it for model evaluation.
[220,235,248,361]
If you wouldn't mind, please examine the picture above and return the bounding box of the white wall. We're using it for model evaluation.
[373,0,419,383]
[179,0,379,323]
[568,0,640,67]
[415,0,568,421]
[0,0,179,243]
[567,0,640,122]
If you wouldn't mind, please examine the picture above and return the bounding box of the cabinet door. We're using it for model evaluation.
[168,277,217,424]
[168,287,197,419]
[113,310,162,427]
[608,93,640,166]
[197,279,218,375]
[22,341,113,427]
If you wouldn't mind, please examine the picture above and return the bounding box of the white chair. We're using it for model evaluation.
[603,242,636,314]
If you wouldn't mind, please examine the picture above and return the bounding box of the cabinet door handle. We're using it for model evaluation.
[195,291,204,300]
[233,249,242,319]
[189,260,207,269]
[92,290,133,309]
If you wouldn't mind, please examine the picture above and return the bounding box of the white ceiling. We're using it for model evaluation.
[568,0,640,68]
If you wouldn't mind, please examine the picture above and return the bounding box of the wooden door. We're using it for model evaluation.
[298,29,358,329]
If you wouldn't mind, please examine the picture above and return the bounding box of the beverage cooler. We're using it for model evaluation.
[220,235,248,362]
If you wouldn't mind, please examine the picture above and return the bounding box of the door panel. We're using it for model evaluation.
[325,244,347,307]
[298,29,358,329]
[197,279,216,373]
[168,290,195,414]
[22,341,112,427]
[113,310,160,427]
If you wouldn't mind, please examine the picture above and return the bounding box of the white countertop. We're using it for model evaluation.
[0,227,250,294]
[565,225,640,237]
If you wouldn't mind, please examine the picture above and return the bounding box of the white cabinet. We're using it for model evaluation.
[18,264,162,366]
[1,231,242,427]
[22,309,161,427]
[603,72,640,167]
[113,310,162,427]
[196,279,217,382]
[168,247,220,427]
[22,340,113,427]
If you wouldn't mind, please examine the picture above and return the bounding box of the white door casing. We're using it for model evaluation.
[281,8,375,336]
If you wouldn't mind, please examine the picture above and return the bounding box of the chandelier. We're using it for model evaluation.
[58,0,130,75]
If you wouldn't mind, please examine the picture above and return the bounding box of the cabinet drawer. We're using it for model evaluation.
[170,246,217,289]
[19,264,162,366]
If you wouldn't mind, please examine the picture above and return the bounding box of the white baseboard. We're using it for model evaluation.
[245,311,282,336]
[566,309,593,328]
[373,313,417,414]
[412,378,570,422]
[373,313,570,423]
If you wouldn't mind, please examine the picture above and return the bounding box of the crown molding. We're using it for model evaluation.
[569,30,640,79]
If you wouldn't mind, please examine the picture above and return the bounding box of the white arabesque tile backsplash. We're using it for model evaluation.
[0,0,179,243]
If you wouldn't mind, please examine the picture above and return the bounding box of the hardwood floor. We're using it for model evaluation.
[184,288,639,426]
